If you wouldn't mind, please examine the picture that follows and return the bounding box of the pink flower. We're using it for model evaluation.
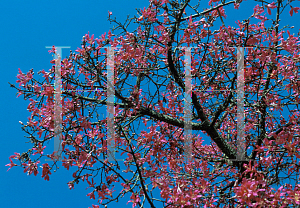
[234,2,240,10]
[5,154,19,171]
[253,4,264,16]
[266,2,276,15]
[68,182,74,190]
[16,68,33,87]
[90,205,99,208]
[22,160,39,176]
[87,191,96,200]
[209,0,220,6]
[42,163,51,181]
[128,193,141,208]
[290,6,300,16]
[32,143,46,155]
[62,158,72,170]
[48,45,56,54]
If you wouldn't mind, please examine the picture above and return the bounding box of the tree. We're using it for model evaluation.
[7,0,300,207]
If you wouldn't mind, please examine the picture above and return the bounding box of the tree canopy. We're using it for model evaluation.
[7,0,300,207]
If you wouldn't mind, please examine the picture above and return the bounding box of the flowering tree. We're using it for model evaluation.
[7,0,300,207]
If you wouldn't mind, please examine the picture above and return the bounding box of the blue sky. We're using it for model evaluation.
[1,0,299,208]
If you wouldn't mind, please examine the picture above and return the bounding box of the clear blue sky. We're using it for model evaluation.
[1,0,299,208]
